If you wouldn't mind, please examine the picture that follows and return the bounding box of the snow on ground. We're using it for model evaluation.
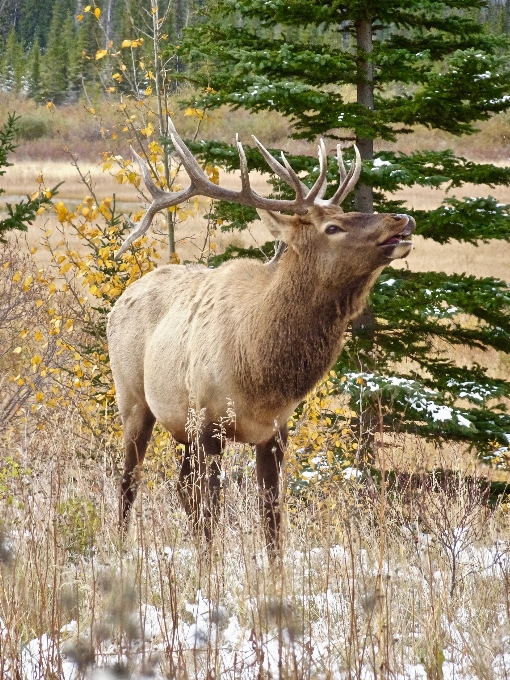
[10,537,510,680]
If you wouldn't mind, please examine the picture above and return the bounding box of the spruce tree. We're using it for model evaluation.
[27,37,42,101]
[0,115,57,241]
[40,0,71,103]
[17,0,58,49]
[0,30,26,93]
[177,0,510,462]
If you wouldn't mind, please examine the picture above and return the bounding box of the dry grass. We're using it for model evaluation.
[1,416,509,679]
[2,90,510,162]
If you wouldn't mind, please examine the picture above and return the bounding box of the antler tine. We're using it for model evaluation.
[236,134,255,198]
[305,138,329,203]
[169,129,211,190]
[131,147,167,199]
[252,136,310,195]
[115,213,156,260]
[265,240,287,266]
[280,152,306,204]
[315,139,330,201]
[326,144,362,206]
[336,144,347,183]
[115,150,195,260]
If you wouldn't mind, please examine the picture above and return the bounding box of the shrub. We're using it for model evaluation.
[17,114,50,141]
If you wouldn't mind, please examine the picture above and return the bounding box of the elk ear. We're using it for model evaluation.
[257,209,296,242]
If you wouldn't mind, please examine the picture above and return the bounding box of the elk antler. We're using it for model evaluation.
[116,116,362,259]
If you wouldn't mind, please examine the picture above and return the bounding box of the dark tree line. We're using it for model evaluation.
[0,0,194,101]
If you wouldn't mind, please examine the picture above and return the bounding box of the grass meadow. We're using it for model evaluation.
[1,92,510,679]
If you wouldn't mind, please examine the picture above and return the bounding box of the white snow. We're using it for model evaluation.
[372,157,392,169]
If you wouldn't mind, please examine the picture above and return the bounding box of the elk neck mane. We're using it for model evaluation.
[233,245,380,409]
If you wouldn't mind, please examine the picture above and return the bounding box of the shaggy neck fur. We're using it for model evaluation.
[235,246,381,409]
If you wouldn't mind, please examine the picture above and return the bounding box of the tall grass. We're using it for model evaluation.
[1,411,509,679]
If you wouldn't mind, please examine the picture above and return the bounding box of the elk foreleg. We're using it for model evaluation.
[255,428,287,557]
[120,406,156,529]
[178,424,223,542]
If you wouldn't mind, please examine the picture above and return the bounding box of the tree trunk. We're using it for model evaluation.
[354,19,374,214]
[104,0,114,49]
[352,18,377,465]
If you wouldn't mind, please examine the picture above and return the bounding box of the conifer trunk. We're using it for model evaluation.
[354,19,374,214]
[353,18,377,465]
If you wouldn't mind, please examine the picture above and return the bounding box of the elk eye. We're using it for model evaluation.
[325,224,344,235]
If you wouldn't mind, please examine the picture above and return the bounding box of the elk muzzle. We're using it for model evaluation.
[377,214,416,260]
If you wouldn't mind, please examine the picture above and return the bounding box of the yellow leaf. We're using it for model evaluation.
[112,72,123,82]
[46,101,55,110]
[35,331,43,342]
[12,271,21,282]
[121,39,132,48]
[23,276,33,290]
[144,86,152,96]
[84,5,91,11]
[19,330,28,339]
[94,7,101,18]
[35,392,44,403]
[30,190,40,201]
[95,49,108,60]
[148,141,162,154]
[77,14,83,21]
[55,202,68,223]
[12,347,22,354]
[31,355,42,366]
[140,122,154,137]
[185,107,204,120]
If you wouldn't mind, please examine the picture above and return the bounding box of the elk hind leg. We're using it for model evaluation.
[178,423,222,542]
[255,428,287,557]
[120,405,156,528]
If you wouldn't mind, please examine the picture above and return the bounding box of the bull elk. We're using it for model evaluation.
[107,117,415,553]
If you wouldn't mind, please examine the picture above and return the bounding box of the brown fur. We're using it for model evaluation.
[108,205,414,552]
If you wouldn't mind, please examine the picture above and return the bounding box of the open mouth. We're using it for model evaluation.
[378,216,415,248]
